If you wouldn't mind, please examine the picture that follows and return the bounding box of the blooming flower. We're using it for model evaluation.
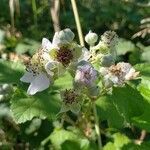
[20,28,90,95]
[75,62,98,87]
[20,44,51,95]
[59,89,81,114]
[43,29,84,76]
[99,62,139,87]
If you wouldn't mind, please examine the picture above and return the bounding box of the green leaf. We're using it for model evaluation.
[55,72,73,89]
[61,141,81,150]
[11,89,60,123]
[103,142,116,150]
[116,38,135,55]
[15,38,40,55]
[138,81,150,103]
[50,128,78,149]
[104,133,130,150]
[96,96,124,128]
[50,128,92,150]
[141,46,150,63]
[15,43,30,54]
[134,63,150,80]
[132,110,150,132]
[0,60,24,84]
[110,85,144,123]
[122,142,150,150]
[132,81,150,131]
[96,85,144,128]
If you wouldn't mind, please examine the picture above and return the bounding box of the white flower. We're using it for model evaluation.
[42,29,83,77]
[75,62,98,87]
[100,62,139,87]
[20,39,53,95]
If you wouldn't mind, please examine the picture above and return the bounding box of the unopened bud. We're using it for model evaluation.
[88,86,100,99]
[85,31,98,46]
[101,54,114,67]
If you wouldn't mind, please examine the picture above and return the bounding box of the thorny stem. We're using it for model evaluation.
[71,0,84,46]
[93,103,102,150]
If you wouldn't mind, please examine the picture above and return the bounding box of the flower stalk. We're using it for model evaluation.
[71,0,84,46]
[93,103,102,150]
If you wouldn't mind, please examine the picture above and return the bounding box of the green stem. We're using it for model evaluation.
[93,103,102,150]
[71,0,84,46]
[32,0,37,26]
[41,135,50,146]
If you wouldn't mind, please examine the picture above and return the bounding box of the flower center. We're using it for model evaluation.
[109,65,122,76]
[63,89,78,105]
[84,71,91,80]
[56,47,73,66]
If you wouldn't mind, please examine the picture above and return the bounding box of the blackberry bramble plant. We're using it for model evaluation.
[19,28,140,149]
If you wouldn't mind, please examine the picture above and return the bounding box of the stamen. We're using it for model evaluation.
[63,89,78,105]
[24,48,46,75]
[56,47,73,66]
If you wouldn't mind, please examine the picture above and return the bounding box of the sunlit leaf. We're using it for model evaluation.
[0,60,24,84]
[11,88,60,123]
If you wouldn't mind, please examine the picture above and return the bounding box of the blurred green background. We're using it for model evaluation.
[0,0,149,63]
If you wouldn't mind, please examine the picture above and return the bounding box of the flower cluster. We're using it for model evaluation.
[20,28,139,113]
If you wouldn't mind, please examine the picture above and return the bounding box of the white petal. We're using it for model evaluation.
[110,75,119,84]
[27,73,50,95]
[78,47,91,62]
[45,61,56,76]
[52,32,66,46]
[45,61,65,77]
[20,72,35,83]
[42,38,52,51]
[52,28,74,46]
[99,67,108,76]
[42,51,51,61]
[125,68,137,80]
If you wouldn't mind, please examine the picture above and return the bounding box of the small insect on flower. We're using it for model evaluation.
[59,89,81,114]
[100,62,139,87]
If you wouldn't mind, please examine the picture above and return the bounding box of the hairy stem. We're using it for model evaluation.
[93,103,102,150]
